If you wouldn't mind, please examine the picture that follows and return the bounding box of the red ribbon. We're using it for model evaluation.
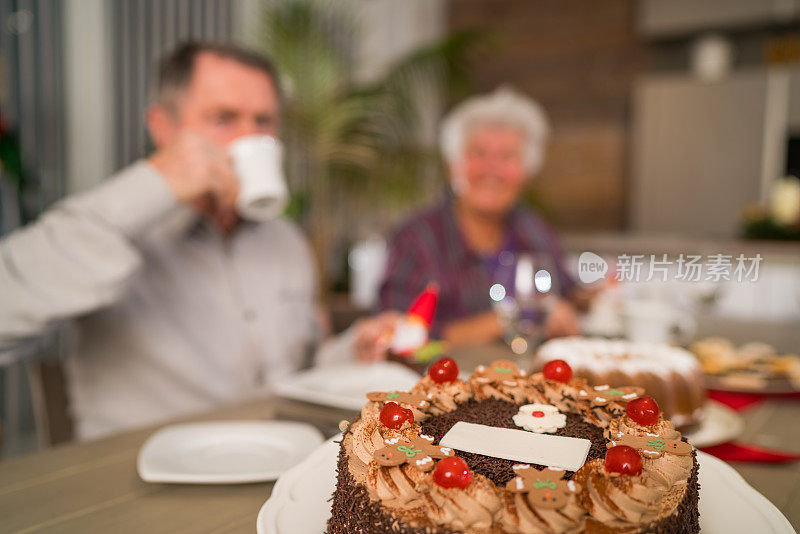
[700,441,800,463]
[700,390,800,463]
[707,390,800,412]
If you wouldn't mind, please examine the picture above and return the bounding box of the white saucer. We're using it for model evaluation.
[684,400,745,449]
[274,361,422,411]
[137,420,323,484]
[256,437,794,534]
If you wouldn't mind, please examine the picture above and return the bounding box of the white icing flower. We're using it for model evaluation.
[513,403,567,433]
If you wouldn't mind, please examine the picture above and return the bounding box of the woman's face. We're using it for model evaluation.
[455,125,528,218]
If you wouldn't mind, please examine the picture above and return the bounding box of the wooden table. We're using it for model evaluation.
[0,397,352,534]
[2,353,800,533]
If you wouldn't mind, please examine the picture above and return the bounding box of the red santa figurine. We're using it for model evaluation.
[389,283,439,357]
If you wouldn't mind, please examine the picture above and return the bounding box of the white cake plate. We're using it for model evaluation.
[256,436,794,534]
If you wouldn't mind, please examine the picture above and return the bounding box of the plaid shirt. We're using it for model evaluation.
[378,199,575,337]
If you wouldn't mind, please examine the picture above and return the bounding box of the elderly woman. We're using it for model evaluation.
[378,88,580,347]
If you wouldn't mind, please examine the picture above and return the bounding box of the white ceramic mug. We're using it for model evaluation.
[228,135,288,221]
[349,237,388,309]
[622,299,696,345]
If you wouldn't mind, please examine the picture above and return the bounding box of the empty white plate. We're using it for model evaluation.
[683,400,745,448]
[274,361,422,410]
[137,420,324,484]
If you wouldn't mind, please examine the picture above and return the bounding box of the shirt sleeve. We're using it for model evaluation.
[0,161,178,342]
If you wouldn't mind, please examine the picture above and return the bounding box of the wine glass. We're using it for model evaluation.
[491,253,558,355]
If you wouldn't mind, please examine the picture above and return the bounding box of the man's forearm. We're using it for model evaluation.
[0,161,177,342]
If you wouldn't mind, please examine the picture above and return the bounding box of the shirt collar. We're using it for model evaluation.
[442,196,526,263]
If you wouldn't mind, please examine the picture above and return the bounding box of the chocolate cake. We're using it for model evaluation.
[328,359,700,533]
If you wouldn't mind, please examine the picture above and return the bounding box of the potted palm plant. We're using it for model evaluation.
[259,0,480,290]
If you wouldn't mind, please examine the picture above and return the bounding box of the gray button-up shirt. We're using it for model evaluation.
[0,161,347,439]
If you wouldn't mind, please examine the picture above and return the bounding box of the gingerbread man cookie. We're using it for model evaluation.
[373,434,454,471]
[576,385,645,406]
[505,465,582,510]
[606,434,693,459]
[472,360,527,388]
[366,391,431,409]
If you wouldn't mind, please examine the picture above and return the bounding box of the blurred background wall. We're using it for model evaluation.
[4,0,800,238]
[450,0,641,231]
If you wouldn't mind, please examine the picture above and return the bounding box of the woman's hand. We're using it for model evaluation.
[352,311,401,362]
[442,311,504,348]
[545,298,580,339]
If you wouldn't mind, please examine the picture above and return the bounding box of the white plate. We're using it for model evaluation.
[137,420,323,484]
[274,361,422,411]
[256,439,795,534]
[684,400,745,449]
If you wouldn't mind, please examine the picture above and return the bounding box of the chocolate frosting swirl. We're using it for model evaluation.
[526,374,624,429]
[417,475,503,531]
[500,491,586,533]
[606,414,682,441]
[574,459,662,526]
[469,375,534,404]
[605,415,692,487]
[411,376,473,415]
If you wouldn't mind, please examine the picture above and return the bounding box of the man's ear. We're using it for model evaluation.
[147,104,178,149]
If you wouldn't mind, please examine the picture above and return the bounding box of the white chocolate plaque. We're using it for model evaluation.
[439,422,591,471]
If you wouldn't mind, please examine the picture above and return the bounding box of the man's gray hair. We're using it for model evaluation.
[439,87,551,175]
[155,41,282,108]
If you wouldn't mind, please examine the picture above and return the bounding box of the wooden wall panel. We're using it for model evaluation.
[449,0,643,230]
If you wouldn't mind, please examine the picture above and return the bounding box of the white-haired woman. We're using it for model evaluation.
[378,88,580,347]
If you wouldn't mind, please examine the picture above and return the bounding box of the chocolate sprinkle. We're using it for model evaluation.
[420,399,608,484]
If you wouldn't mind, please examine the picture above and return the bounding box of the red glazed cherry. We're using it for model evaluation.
[605,445,643,476]
[429,357,459,383]
[542,360,573,383]
[379,402,414,430]
[626,396,660,426]
[432,456,473,489]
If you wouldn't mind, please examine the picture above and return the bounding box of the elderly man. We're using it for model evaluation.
[0,42,395,440]
[379,87,580,346]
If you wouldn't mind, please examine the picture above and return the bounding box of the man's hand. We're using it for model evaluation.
[352,311,401,362]
[149,131,239,231]
[545,298,580,339]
